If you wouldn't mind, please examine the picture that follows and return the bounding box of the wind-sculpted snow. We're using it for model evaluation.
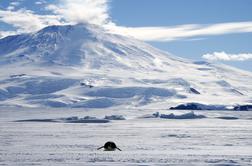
[85,87,176,98]
[1,77,77,97]
[0,24,252,108]
[31,100,68,108]
[72,98,115,108]
[25,94,64,100]
[0,88,12,99]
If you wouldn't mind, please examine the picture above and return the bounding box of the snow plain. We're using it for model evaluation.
[1,107,252,166]
[0,24,252,166]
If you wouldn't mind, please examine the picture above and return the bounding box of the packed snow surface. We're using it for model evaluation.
[0,107,252,165]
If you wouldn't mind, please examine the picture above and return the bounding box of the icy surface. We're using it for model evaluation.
[0,108,252,165]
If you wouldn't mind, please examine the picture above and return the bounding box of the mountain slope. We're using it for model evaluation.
[0,24,251,108]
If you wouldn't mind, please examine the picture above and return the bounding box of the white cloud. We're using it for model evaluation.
[1,0,252,43]
[46,0,110,26]
[35,2,43,5]
[0,9,63,33]
[0,30,16,38]
[35,0,47,5]
[107,22,252,41]
[6,6,15,11]
[10,2,21,6]
[202,52,252,61]
[6,1,21,11]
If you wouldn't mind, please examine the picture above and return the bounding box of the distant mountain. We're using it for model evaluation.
[0,24,251,108]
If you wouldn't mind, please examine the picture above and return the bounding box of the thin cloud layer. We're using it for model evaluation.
[0,9,62,33]
[202,52,252,61]
[108,22,252,41]
[0,30,16,38]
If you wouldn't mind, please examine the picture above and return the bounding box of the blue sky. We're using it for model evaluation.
[111,0,252,25]
[110,0,252,71]
[0,0,252,71]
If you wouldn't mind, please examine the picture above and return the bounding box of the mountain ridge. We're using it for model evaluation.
[0,24,251,108]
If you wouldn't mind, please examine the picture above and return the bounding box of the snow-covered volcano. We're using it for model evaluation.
[0,24,251,108]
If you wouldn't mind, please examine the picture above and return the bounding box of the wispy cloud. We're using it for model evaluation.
[107,22,252,41]
[6,1,21,11]
[9,2,21,7]
[202,51,252,61]
[0,0,110,38]
[0,9,63,33]
[6,6,15,11]
[35,0,47,5]
[0,0,252,42]
[0,30,16,38]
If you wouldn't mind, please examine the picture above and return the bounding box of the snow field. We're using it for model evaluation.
[0,108,252,165]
